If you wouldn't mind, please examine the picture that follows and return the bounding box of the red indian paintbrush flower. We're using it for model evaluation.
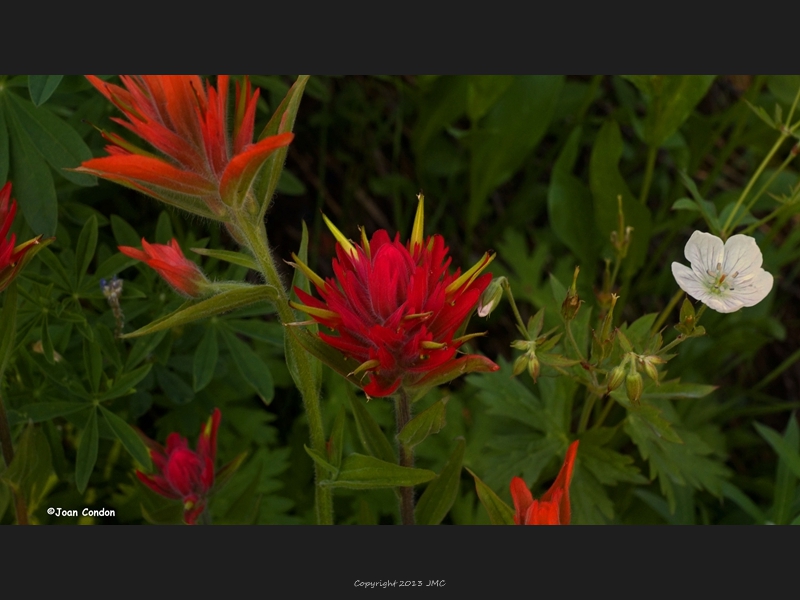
[0,182,45,293]
[119,237,209,298]
[75,75,293,218]
[510,440,579,525]
[289,194,499,398]
[136,409,221,525]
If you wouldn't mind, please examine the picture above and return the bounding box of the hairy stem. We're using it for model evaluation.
[395,388,415,525]
[236,215,333,525]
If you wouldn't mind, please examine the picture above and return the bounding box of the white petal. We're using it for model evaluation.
[733,269,773,308]
[703,293,744,313]
[685,231,724,273]
[722,234,763,278]
[671,262,707,299]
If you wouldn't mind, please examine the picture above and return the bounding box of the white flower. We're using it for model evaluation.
[671,231,773,313]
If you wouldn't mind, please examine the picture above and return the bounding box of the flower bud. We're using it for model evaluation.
[527,354,541,383]
[626,371,643,405]
[606,365,626,392]
[477,276,506,318]
[561,266,582,321]
[513,354,528,376]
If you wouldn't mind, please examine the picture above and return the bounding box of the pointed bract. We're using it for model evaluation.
[290,199,499,397]
[509,440,579,525]
[119,237,209,297]
[0,182,46,293]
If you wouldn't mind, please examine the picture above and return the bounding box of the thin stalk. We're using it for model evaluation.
[753,345,800,392]
[395,388,415,525]
[651,289,684,336]
[592,395,617,430]
[236,215,333,525]
[639,145,658,205]
[577,391,599,433]
[502,280,530,339]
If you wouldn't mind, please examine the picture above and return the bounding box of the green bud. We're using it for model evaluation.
[513,354,528,376]
[626,371,643,405]
[477,276,506,318]
[607,365,626,392]
[561,266,582,321]
[527,354,541,382]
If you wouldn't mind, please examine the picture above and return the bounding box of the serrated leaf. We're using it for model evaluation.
[75,409,99,494]
[348,392,395,464]
[467,467,515,525]
[397,397,448,450]
[193,324,218,392]
[220,327,274,404]
[122,285,278,339]
[320,453,435,489]
[415,438,465,525]
[28,75,63,106]
[98,406,152,470]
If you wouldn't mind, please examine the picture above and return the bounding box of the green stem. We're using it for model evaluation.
[236,215,333,525]
[753,345,800,392]
[395,388,415,525]
[502,280,530,339]
[577,392,599,433]
[565,320,585,362]
[651,289,684,336]
[592,395,617,430]
[640,145,658,205]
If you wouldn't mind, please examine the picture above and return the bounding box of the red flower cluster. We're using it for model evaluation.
[290,195,499,397]
[137,409,221,525]
[0,182,43,293]
[119,237,208,298]
[75,75,293,217]
[510,440,579,525]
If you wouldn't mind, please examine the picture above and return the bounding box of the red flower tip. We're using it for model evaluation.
[119,237,209,297]
[77,75,293,218]
[0,182,44,293]
[290,194,497,397]
[510,440,579,525]
[135,409,222,525]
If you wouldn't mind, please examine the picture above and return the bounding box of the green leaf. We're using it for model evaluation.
[110,215,141,247]
[190,247,258,271]
[328,406,346,470]
[6,91,95,186]
[40,315,55,364]
[1,423,53,516]
[28,75,63,106]
[642,379,717,400]
[15,402,90,423]
[466,75,514,123]
[75,215,98,287]
[629,75,716,147]
[155,365,194,405]
[548,127,599,266]
[720,481,766,524]
[285,324,363,388]
[286,221,322,398]
[320,453,435,489]
[413,76,469,155]
[348,392,396,464]
[0,282,19,382]
[415,438,465,525]
[467,468,515,525]
[98,406,152,470]
[256,75,310,221]
[754,420,800,480]
[193,324,218,392]
[125,330,167,370]
[154,211,173,244]
[765,416,800,525]
[97,364,153,402]
[122,285,278,339]
[304,444,338,477]
[589,119,653,275]
[83,336,103,394]
[75,409,99,494]
[5,99,57,235]
[677,171,721,234]
[0,104,9,183]
[220,327,274,404]
[397,397,448,450]
[468,75,563,231]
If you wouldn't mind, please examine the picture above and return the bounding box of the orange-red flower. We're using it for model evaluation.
[136,409,221,525]
[119,238,209,297]
[75,75,293,218]
[290,195,499,397]
[0,182,43,293]
[510,440,579,525]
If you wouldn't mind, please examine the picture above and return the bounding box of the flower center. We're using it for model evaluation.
[706,262,739,294]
